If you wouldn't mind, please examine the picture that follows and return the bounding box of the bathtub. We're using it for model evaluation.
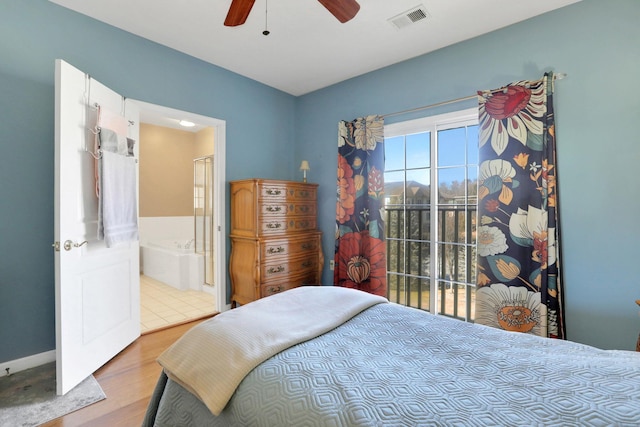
[141,239,204,291]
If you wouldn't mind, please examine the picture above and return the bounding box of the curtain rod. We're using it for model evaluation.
[382,95,476,119]
[382,72,567,119]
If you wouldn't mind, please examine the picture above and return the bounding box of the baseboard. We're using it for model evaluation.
[0,350,56,377]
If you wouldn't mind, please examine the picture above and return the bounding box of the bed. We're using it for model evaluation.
[142,286,640,426]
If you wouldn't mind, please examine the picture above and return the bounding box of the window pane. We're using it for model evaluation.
[405,169,430,205]
[469,246,478,284]
[469,285,476,321]
[467,125,479,166]
[467,166,478,200]
[443,243,457,281]
[438,127,466,167]
[408,241,430,276]
[406,132,430,169]
[407,208,430,241]
[384,171,404,206]
[438,167,466,204]
[453,284,467,319]
[452,244,468,282]
[385,207,405,240]
[440,208,466,244]
[468,209,477,245]
[385,238,404,273]
[438,280,453,315]
[405,168,430,188]
[408,276,429,310]
[407,241,421,276]
[387,273,405,305]
[384,136,405,171]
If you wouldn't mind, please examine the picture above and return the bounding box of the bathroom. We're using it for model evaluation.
[138,120,217,333]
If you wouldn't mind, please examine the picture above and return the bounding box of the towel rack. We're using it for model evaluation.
[85,102,136,161]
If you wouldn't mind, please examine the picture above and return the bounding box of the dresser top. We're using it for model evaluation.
[230,178,318,188]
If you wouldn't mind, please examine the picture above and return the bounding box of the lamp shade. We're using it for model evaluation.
[299,160,310,171]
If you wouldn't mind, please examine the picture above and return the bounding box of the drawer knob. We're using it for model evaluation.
[266,222,282,229]
[268,246,285,254]
[266,205,282,212]
[266,189,282,195]
[267,285,283,294]
[268,265,285,274]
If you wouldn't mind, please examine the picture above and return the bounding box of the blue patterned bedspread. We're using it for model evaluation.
[144,303,640,426]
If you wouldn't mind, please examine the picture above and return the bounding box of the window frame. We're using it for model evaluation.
[384,107,478,319]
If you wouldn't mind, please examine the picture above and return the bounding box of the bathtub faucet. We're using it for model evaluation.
[184,238,195,250]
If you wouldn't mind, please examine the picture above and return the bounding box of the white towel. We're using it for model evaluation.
[98,126,130,156]
[98,150,138,247]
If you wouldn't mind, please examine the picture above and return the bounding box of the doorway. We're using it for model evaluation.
[132,100,227,332]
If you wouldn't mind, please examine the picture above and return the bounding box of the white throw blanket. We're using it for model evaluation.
[157,286,388,416]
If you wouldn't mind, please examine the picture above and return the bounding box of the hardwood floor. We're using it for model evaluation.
[41,318,209,427]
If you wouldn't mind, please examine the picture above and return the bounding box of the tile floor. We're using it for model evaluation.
[140,274,217,334]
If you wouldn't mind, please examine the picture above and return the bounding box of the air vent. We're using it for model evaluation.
[388,5,430,30]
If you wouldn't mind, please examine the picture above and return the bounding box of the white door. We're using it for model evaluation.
[54,60,140,394]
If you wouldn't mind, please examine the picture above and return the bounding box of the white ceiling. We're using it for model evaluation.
[50,0,581,97]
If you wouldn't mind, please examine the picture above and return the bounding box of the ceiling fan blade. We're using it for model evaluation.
[224,0,256,26]
[317,0,360,23]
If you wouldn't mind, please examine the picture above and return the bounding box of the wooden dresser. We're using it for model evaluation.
[229,179,323,307]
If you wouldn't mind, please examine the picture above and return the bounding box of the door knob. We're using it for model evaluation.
[63,240,88,251]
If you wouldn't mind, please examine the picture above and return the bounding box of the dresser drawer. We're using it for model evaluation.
[260,202,317,217]
[259,182,316,202]
[260,282,296,297]
[286,186,316,201]
[259,183,288,199]
[288,217,317,232]
[261,234,320,258]
[261,254,318,281]
[259,216,317,234]
[260,272,321,298]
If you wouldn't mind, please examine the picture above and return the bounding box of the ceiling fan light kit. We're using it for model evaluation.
[224,0,360,27]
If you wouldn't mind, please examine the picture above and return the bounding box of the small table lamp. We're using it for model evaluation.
[299,160,310,183]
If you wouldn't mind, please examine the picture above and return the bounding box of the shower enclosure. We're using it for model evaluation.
[194,155,214,286]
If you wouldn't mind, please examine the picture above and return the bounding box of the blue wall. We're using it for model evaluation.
[296,0,640,350]
[0,0,638,365]
[0,0,296,363]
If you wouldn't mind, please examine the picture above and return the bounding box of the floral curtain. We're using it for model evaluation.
[334,115,387,297]
[475,73,565,339]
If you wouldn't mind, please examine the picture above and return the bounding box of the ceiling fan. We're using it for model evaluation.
[224,0,361,26]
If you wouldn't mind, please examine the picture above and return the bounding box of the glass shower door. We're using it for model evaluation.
[194,155,214,286]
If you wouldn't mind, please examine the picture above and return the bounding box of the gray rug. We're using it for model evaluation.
[0,362,106,426]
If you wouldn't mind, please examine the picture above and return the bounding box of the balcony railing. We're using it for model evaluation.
[384,205,477,321]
